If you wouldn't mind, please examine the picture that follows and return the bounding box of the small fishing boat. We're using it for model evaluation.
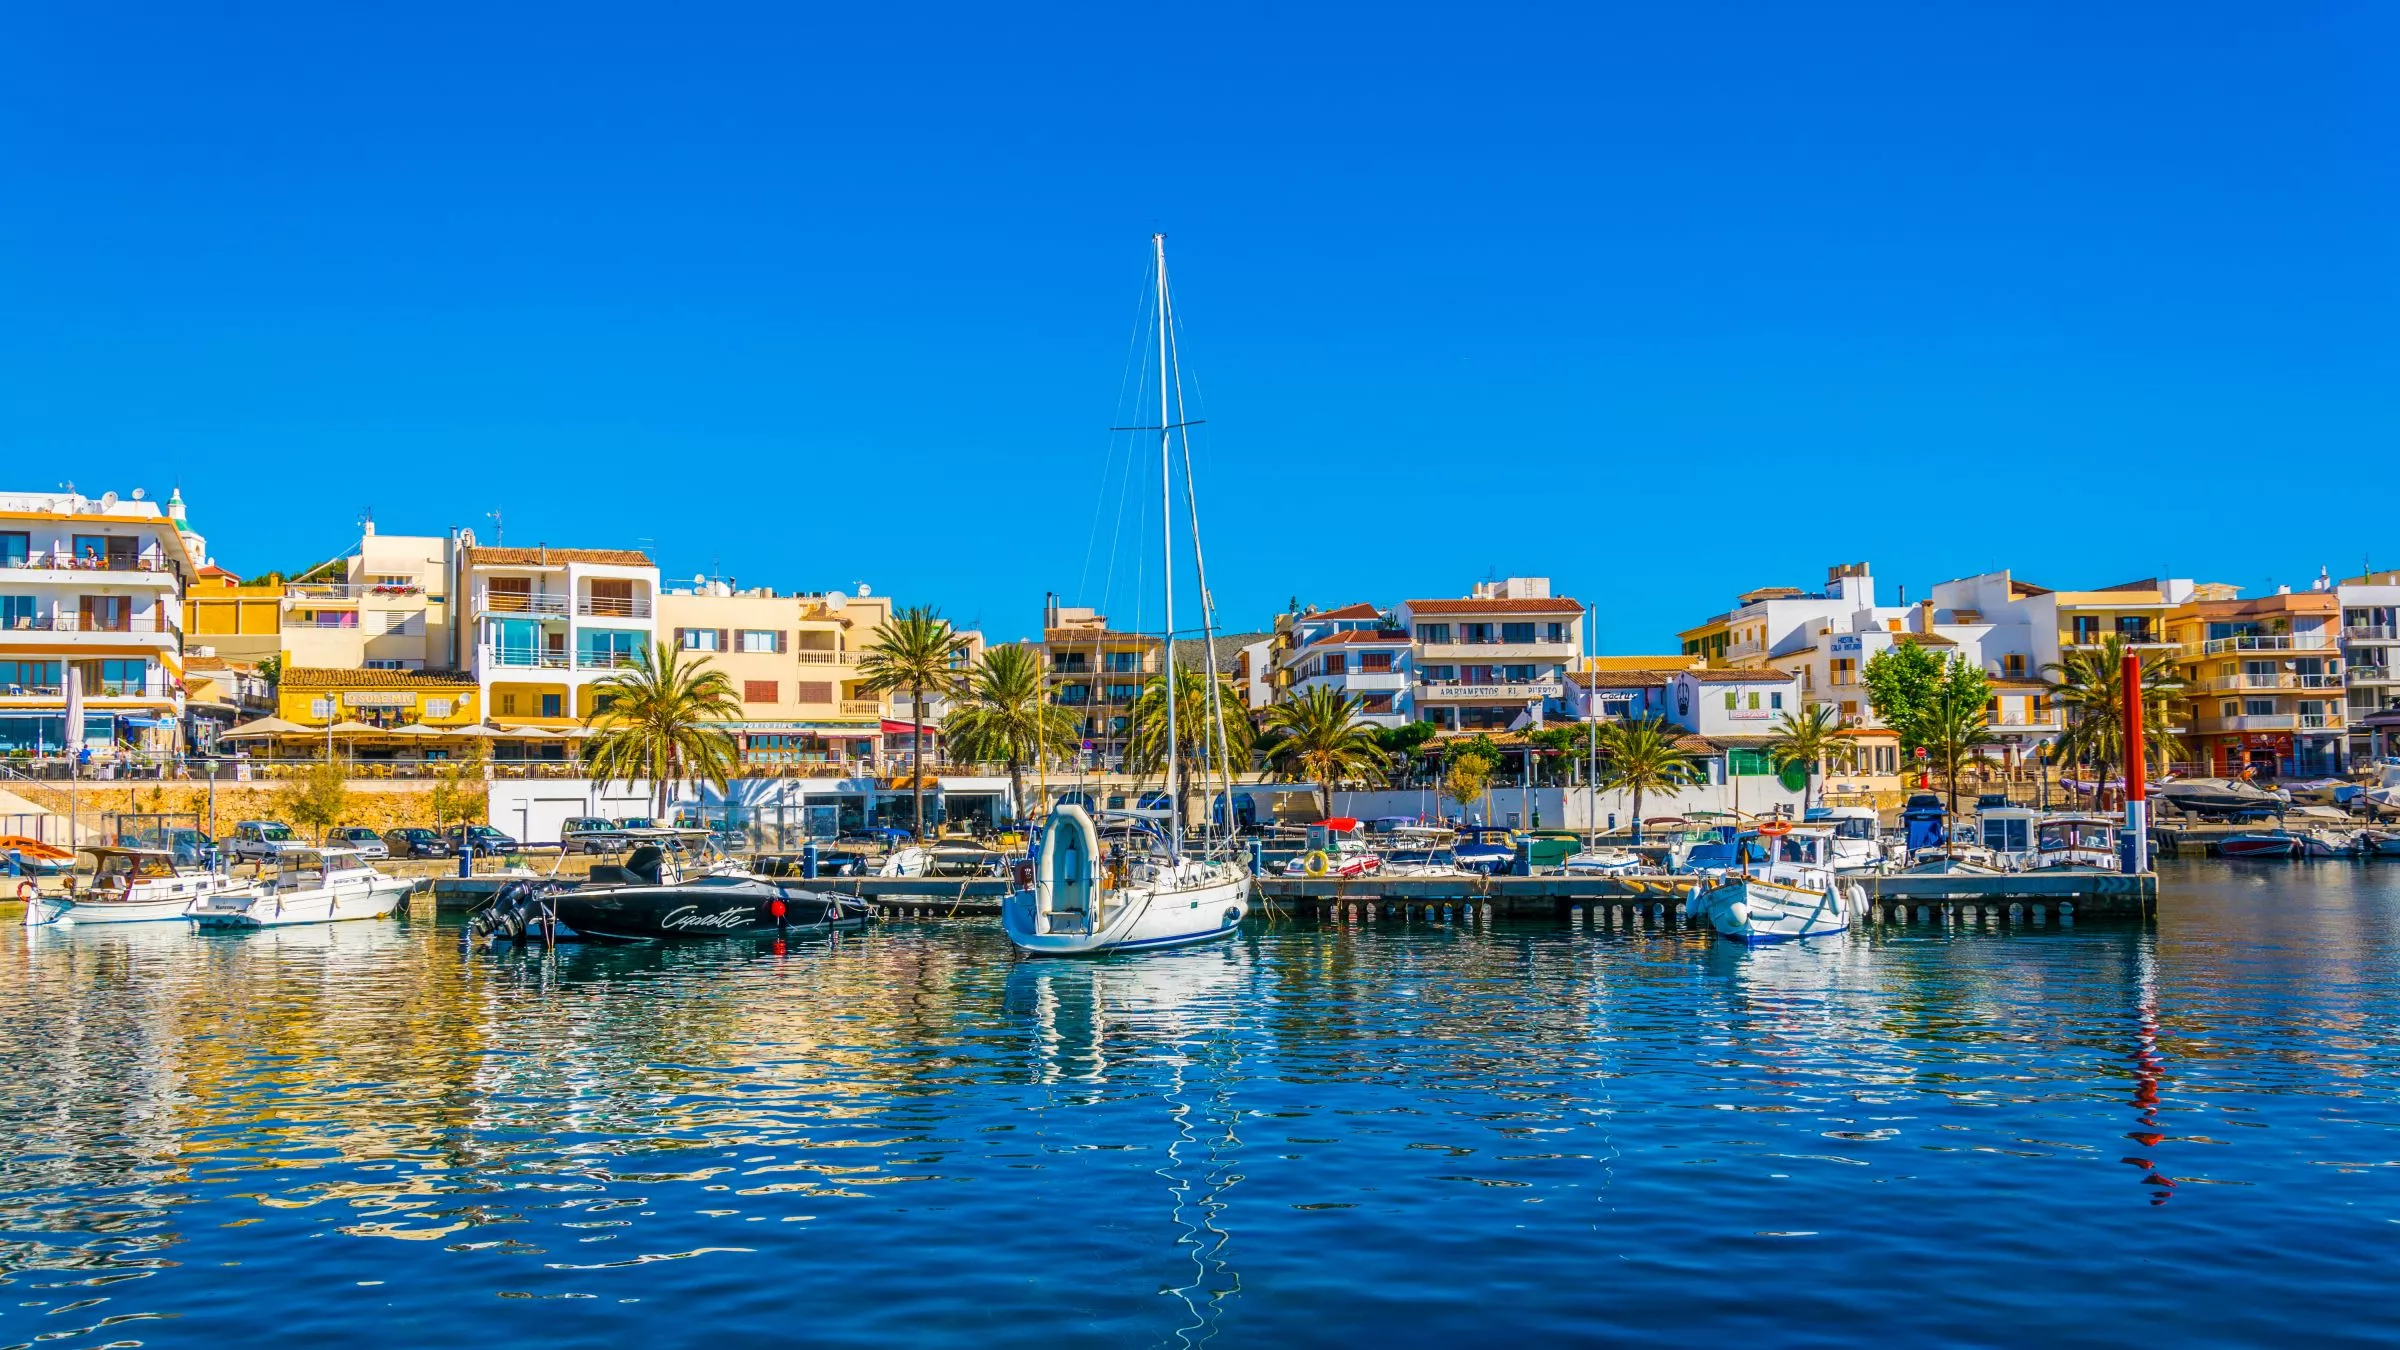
[1561,846,1642,875]
[2297,828,2367,859]
[2218,829,2303,859]
[190,847,409,928]
[1808,805,1893,873]
[1452,825,1516,875]
[548,840,867,942]
[1004,805,1248,955]
[24,846,256,926]
[1695,822,1869,943]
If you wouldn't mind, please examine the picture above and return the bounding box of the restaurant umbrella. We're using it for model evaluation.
[217,716,311,739]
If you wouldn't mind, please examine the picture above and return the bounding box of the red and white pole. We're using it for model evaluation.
[2122,652,2148,874]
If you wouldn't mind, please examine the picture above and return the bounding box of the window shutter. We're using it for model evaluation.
[775,630,787,654]
[717,629,729,652]
[744,680,778,704]
[797,681,833,704]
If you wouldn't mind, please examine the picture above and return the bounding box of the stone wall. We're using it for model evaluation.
[7,779,487,834]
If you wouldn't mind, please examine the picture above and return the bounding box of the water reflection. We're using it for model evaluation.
[3,862,2400,1346]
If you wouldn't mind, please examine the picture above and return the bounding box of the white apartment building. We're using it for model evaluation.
[0,488,199,755]
[281,522,455,671]
[446,537,660,726]
[2339,570,2400,762]
[1400,578,1582,733]
[1274,602,1412,727]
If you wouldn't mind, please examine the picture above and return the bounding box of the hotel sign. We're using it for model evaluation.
[1419,681,1562,701]
[1832,635,1862,654]
[344,692,415,709]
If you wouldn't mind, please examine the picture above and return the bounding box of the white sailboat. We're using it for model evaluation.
[190,847,410,928]
[1696,824,1869,943]
[1004,234,1252,957]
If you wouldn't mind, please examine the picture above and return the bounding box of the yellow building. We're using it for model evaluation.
[184,565,284,665]
[1036,598,1160,770]
[275,666,482,730]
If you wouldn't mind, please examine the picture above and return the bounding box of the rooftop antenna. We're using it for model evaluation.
[485,509,503,546]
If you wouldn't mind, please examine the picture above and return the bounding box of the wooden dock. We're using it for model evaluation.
[821,869,2155,925]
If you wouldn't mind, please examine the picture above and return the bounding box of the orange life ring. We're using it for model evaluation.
[1757,820,1792,838]
[15,880,33,903]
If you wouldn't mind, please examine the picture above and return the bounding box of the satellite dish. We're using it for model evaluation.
[692,574,707,588]
[130,488,146,501]
[856,583,871,598]
[825,591,848,613]
[99,492,118,511]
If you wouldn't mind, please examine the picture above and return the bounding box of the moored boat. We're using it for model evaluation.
[549,841,868,941]
[1003,805,1248,956]
[29,846,255,926]
[2218,829,2302,859]
[1695,823,1868,943]
[2032,813,2121,871]
[190,847,408,928]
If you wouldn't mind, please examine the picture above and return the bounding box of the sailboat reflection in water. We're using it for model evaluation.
[1005,955,1246,1342]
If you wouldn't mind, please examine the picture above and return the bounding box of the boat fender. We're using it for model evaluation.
[1303,851,1331,878]
[1725,901,1750,928]
[16,880,34,903]
[770,898,786,918]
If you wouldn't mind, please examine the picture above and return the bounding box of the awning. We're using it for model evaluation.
[880,720,931,737]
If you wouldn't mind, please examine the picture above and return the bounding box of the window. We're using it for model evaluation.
[541,693,562,718]
[1322,653,1347,676]
[0,659,60,692]
[0,595,32,629]
[1103,651,1143,674]
[1463,623,1495,644]
[577,628,643,667]
[1543,622,1567,643]
[1724,692,1737,711]
[677,627,722,651]
[2220,700,2239,719]
[0,533,26,566]
[70,535,107,566]
[79,595,130,632]
[499,693,519,715]
[2071,615,2102,644]
[1747,692,1762,710]
[2002,654,2028,678]
[1840,700,1859,721]
[1108,683,1142,701]
[1830,658,1857,685]
[1501,622,1535,644]
[364,659,407,670]
[744,680,778,703]
[1503,664,1536,681]
[1461,665,1494,684]
[2244,699,2274,717]
[1417,623,1451,644]
[793,681,832,704]
[1727,748,1774,776]
[739,629,783,654]
[1770,692,1783,709]
[1422,665,1455,682]
[92,659,147,695]
[380,610,413,634]
[2116,616,2153,642]
[1360,693,1395,713]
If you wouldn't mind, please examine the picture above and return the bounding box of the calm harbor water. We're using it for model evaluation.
[6,859,2400,1347]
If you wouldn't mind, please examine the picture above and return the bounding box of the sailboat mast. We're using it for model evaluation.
[1155,232,1182,859]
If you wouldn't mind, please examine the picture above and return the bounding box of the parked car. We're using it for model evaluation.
[226,820,297,864]
[381,827,453,860]
[323,826,390,860]
[443,824,521,854]
[612,816,659,831]
[560,817,627,854]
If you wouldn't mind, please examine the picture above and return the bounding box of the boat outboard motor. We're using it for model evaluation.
[625,845,666,886]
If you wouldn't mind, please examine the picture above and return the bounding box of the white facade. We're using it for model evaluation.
[1668,669,1799,736]
[1275,603,1412,727]
[448,537,661,724]
[0,488,195,754]
[1401,578,1583,733]
[2339,573,2400,760]
[282,524,455,672]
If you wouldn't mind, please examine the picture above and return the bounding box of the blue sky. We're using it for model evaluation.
[7,2,2394,650]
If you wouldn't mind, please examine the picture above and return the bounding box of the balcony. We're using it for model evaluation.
[2196,713,2345,734]
[2346,625,2400,643]
[576,650,638,670]
[1415,679,1563,702]
[2183,634,2336,657]
[577,595,653,619]
[476,588,570,616]
[840,699,881,716]
[0,615,180,643]
[486,646,571,670]
[284,582,425,603]
[0,549,177,579]
[2205,674,2344,692]
[1417,641,1576,662]
[794,649,844,664]
[1988,716,2065,732]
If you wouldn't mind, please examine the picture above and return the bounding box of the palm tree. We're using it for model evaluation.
[2044,635,2184,807]
[942,644,1077,824]
[1259,685,1389,816]
[1920,674,1994,816]
[856,606,973,840]
[1124,672,1257,787]
[580,641,741,819]
[1768,703,1850,810]
[1594,715,1702,843]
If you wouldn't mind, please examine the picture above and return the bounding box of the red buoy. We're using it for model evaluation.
[770,899,787,918]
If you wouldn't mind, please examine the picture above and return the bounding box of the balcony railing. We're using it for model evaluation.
[0,684,64,697]
[487,647,571,670]
[0,614,178,637]
[839,700,882,716]
[0,550,175,575]
[576,650,638,670]
[577,596,653,619]
[2184,634,2336,657]
[2300,713,2345,730]
[2195,712,2344,733]
[2066,633,2166,649]
[2346,625,2400,642]
[284,582,425,602]
[477,589,570,615]
[2206,674,2344,691]
[794,650,844,664]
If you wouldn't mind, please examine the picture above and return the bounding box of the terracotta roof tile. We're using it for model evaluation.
[1301,629,1411,647]
[1567,669,1679,688]
[281,666,478,689]
[1405,597,1582,615]
[466,546,652,567]
[1681,668,1796,683]
[1308,602,1383,621]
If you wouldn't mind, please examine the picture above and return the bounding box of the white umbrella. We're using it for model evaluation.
[383,723,448,738]
[63,665,83,753]
[219,716,310,740]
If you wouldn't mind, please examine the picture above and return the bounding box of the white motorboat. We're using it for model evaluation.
[2298,828,2367,859]
[1696,825,1869,943]
[1004,805,1249,956]
[879,846,930,877]
[1562,846,1642,875]
[190,847,409,928]
[1002,235,1251,957]
[2032,813,2121,871]
[24,846,255,927]
[1810,805,1894,873]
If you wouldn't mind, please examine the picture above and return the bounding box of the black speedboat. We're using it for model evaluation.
[552,844,869,942]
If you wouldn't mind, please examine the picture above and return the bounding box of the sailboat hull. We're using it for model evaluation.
[1003,871,1249,957]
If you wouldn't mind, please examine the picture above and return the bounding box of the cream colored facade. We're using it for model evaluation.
[0,487,198,754]
[656,584,933,771]
[280,525,454,672]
